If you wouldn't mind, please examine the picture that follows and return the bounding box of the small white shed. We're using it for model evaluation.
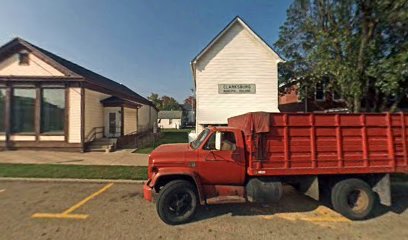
[191,16,284,133]
[158,111,183,129]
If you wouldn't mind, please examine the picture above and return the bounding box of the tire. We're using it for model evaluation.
[331,178,376,220]
[156,180,198,225]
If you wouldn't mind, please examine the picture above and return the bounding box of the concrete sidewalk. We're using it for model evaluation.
[0,150,148,166]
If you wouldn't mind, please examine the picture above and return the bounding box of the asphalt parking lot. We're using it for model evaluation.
[0,181,407,240]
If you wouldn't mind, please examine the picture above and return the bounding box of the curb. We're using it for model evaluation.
[0,177,146,184]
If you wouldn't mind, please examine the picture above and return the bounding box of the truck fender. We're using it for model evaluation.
[150,167,206,205]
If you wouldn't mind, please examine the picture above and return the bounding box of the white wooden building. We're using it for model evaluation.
[191,17,284,133]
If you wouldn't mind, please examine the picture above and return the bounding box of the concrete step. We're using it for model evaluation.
[93,139,116,144]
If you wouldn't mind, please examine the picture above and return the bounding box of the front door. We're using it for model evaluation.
[105,109,121,138]
[197,130,246,185]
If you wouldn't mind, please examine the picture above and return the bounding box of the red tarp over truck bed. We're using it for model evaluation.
[228,112,408,176]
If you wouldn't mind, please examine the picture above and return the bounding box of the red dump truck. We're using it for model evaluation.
[144,112,408,225]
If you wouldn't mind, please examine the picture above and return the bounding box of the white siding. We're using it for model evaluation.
[123,107,137,134]
[39,135,65,141]
[0,52,64,76]
[84,89,109,138]
[10,135,35,141]
[68,88,82,143]
[195,22,280,130]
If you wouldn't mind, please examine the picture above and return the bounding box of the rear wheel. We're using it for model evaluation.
[331,178,376,220]
[156,180,198,225]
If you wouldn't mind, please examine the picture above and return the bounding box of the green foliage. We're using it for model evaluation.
[275,0,408,112]
[148,93,181,111]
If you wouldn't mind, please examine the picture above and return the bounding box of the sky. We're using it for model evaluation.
[0,0,292,102]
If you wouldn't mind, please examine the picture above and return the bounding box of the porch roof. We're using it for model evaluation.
[100,96,142,109]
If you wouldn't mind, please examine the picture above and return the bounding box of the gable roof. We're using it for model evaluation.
[0,37,155,108]
[191,16,284,67]
[158,111,182,119]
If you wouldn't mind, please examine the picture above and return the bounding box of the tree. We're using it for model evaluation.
[275,0,408,112]
[148,93,162,110]
[183,96,196,109]
[161,96,181,111]
[147,93,181,111]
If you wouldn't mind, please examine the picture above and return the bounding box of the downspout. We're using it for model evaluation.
[190,61,197,133]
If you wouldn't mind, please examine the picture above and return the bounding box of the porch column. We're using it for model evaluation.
[120,106,124,136]
[4,83,11,150]
[80,83,85,152]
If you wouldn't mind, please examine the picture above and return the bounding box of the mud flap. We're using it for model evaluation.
[298,176,319,201]
[372,174,391,206]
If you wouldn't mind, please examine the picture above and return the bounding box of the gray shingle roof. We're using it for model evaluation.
[0,37,156,109]
[158,111,182,119]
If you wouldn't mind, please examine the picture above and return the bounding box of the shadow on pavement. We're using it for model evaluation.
[192,186,320,223]
[191,182,408,223]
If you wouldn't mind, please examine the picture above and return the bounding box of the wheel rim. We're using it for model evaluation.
[167,191,193,217]
[347,189,369,213]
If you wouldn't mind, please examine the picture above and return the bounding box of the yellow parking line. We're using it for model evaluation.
[32,183,113,220]
[32,213,88,220]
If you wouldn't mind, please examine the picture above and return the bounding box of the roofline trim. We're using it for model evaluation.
[190,16,285,81]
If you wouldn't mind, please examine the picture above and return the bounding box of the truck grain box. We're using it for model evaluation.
[144,112,408,225]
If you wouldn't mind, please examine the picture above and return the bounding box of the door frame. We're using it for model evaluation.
[104,107,122,138]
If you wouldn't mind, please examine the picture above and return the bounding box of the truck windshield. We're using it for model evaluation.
[190,128,210,149]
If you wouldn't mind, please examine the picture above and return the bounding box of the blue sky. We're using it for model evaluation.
[0,0,292,102]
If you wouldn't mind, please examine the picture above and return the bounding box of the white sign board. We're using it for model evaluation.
[218,84,256,94]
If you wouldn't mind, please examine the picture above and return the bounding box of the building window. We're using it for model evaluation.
[333,90,343,101]
[18,52,29,65]
[315,82,325,101]
[41,88,65,133]
[0,88,6,132]
[169,119,173,124]
[12,88,36,133]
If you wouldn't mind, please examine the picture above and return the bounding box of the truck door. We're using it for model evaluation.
[198,130,246,185]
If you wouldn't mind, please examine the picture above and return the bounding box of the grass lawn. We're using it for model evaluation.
[0,163,147,180]
[135,129,191,154]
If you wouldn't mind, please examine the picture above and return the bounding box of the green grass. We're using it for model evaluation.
[0,163,147,180]
[135,129,190,154]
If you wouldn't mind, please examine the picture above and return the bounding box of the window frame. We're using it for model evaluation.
[332,90,344,102]
[0,87,6,133]
[11,86,37,134]
[40,86,66,135]
[314,82,326,102]
[203,130,237,151]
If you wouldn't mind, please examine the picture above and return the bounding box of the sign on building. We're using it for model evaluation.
[218,84,256,94]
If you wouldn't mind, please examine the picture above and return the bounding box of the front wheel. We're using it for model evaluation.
[156,180,198,225]
[331,178,376,220]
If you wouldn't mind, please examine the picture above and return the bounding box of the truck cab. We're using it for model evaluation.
[144,127,248,224]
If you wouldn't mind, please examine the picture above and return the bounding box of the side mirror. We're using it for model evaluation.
[215,131,221,150]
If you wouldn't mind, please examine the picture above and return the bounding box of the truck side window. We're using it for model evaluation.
[221,132,236,151]
[204,131,236,151]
